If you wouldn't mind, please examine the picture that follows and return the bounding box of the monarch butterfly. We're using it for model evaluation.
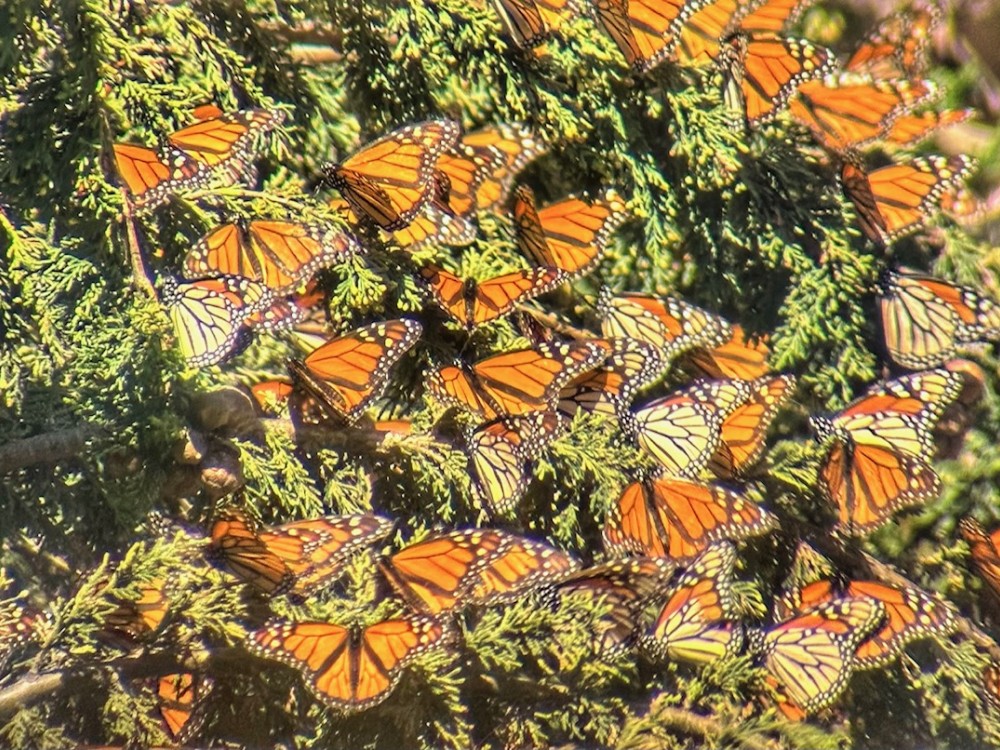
[810,369,963,534]
[462,124,548,211]
[709,374,796,478]
[112,144,209,209]
[490,0,577,48]
[544,556,677,654]
[598,290,731,365]
[558,337,664,418]
[627,379,751,477]
[841,155,975,245]
[434,142,507,217]
[883,108,974,149]
[427,340,608,421]
[379,529,580,615]
[182,221,359,295]
[287,319,423,425]
[113,107,282,209]
[160,275,273,367]
[789,76,937,152]
[844,5,940,79]
[642,542,743,664]
[603,475,775,562]
[959,517,1000,602]
[207,508,297,596]
[682,324,771,380]
[319,120,461,231]
[257,514,395,597]
[878,269,1000,370]
[468,411,567,516]
[157,672,211,743]
[104,580,170,642]
[419,264,569,329]
[776,579,956,669]
[748,597,885,714]
[720,32,836,127]
[513,186,630,277]
[249,615,450,711]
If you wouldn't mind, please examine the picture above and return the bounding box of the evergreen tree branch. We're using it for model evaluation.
[652,706,781,750]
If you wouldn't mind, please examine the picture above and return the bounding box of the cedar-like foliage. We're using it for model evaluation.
[1,0,999,748]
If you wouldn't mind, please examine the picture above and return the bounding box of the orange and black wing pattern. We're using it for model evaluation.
[321,120,461,230]
[960,517,1000,603]
[160,275,273,367]
[548,556,677,654]
[558,337,664,418]
[844,5,940,79]
[288,319,423,424]
[427,340,607,420]
[750,598,885,714]
[599,290,731,363]
[468,411,567,516]
[721,32,836,127]
[811,369,963,534]
[843,155,975,244]
[249,616,448,711]
[642,542,743,664]
[462,124,548,211]
[790,76,937,152]
[681,324,771,380]
[603,476,775,562]
[627,378,751,477]
[593,0,700,72]
[166,107,282,169]
[513,186,630,276]
[112,143,208,208]
[183,221,359,294]
[419,264,568,328]
[258,514,395,596]
[207,507,296,596]
[157,672,211,743]
[878,268,1000,370]
[379,529,579,614]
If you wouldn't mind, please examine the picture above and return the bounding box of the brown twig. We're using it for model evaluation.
[255,19,345,49]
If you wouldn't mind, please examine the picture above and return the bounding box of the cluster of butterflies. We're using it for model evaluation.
[16,502,971,737]
[93,0,1000,740]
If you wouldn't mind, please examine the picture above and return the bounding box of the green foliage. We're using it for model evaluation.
[2,0,1000,748]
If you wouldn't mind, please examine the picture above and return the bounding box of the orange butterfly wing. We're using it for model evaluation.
[167,108,282,168]
[157,672,210,743]
[258,515,394,596]
[514,186,629,276]
[207,508,296,596]
[249,617,446,710]
[682,324,770,380]
[290,319,422,423]
[604,477,774,561]
[420,264,568,328]
[183,221,358,294]
[112,143,207,207]
[378,530,508,614]
[790,77,937,151]
[325,120,461,230]
[710,374,795,478]
[722,32,835,126]
[462,124,547,210]
[960,517,1000,602]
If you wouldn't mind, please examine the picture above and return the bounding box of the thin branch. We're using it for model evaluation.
[255,19,345,49]
[654,706,781,750]
[120,190,157,298]
[0,426,104,474]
